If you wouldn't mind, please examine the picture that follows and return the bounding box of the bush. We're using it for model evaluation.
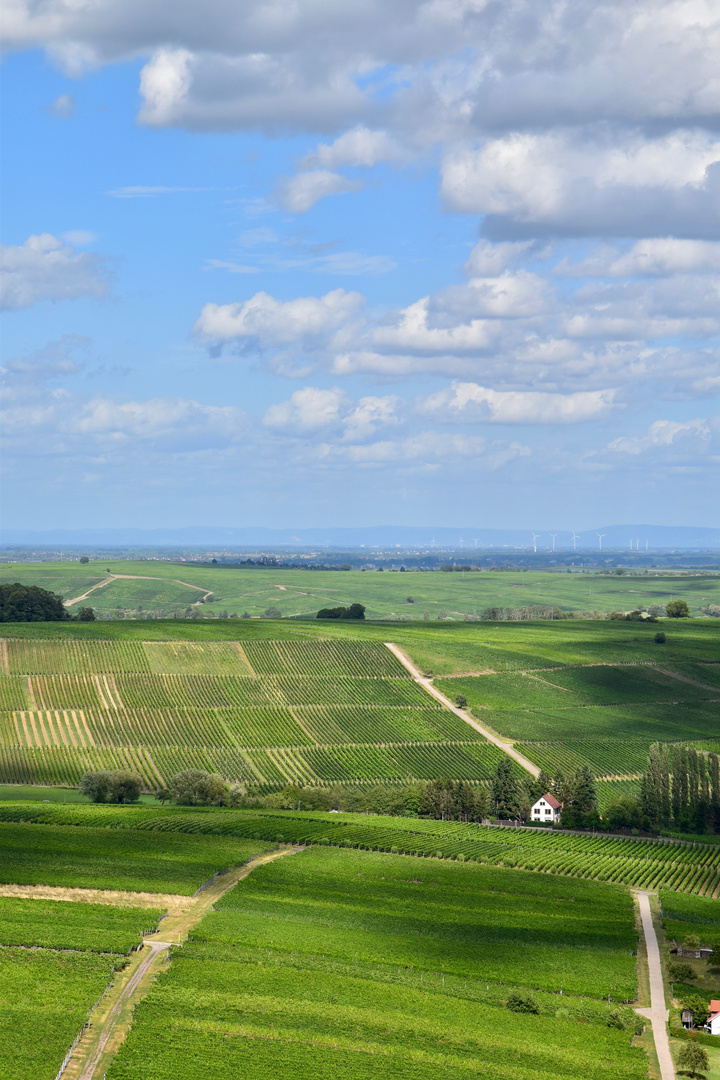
[75,607,95,621]
[655,631,666,643]
[506,990,539,1014]
[606,1008,625,1029]
[669,962,696,981]
[455,694,468,708]
[316,603,366,620]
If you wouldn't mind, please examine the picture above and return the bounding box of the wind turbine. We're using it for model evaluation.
[531,532,540,553]
[549,533,558,552]
[473,538,479,549]
[571,532,580,551]
[597,533,606,551]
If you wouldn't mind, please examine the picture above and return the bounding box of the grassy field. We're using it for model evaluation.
[2,559,719,619]
[0,802,717,894]
[105,846,646,1080]
[0,822,270,894]
[0,896,162,952]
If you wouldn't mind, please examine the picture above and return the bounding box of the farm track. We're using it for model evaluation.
[61,846,300,1080]
[64,574,213,608]
[384,642,541,778]
[634,891,675,1080]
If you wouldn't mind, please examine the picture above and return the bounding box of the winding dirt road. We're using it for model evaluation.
[384,641,540,778]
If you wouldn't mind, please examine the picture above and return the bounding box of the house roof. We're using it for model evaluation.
[709,1001,720,1017]
[536,792,561,809]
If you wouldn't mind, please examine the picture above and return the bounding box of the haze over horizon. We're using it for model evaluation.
[2,1,719,530]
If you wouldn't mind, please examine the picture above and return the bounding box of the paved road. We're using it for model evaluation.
[384,642,540,778]
[635,890,675,1080]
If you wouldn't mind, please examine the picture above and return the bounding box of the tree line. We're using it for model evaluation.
[639,743,720,833]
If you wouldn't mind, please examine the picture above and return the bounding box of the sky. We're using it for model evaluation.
[1,0,719,532]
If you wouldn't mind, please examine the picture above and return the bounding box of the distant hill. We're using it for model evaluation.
[1,524,719,550]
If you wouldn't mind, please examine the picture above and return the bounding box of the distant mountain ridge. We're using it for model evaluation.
[2,524,719,549]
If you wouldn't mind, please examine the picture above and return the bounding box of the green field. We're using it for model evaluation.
[106,846,645,1080]
[0,895,162,952]
[0,802,717,895]
[0,621,717,790]
[2,559,719,619]
[1,946,121,1080]
[0,822,270,894]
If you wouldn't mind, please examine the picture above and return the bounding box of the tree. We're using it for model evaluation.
[492,757,522,818]
[604,796,642,830]
[654,631,666,643]
[169,769,227,806]
[406,596,415,604]
[570,765,598,814]
[667,599,691,618]
[263,607,282,618]
[317,603,365,620]
[527,768,554,805]
[75,607,95,621]
[79,556,90,564]
[682,994,710,1024]
[506,990,539,1013]
[79,770,113,802]
[677,1041,709,1077]
[109,771,142,803]
[0,583,69,622]
[455,694,467,708]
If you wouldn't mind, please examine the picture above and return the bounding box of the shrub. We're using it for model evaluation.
[669,963,696,981]
[654,631,666,643]
[606,1008,625,1029]
[506,990,539,1014]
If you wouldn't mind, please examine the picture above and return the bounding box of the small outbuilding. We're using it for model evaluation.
[530,793,561,824]
[681,1009,694,1029]
[705,1002,720,1036]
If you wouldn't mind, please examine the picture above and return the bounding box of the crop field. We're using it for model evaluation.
[0,623,717,788]
[1,946,121,1080]
[0,636,521,788]
[0,802,717,895]
[106,846,645,1080]
[0,896,162,953]
[0,821,270,893]
[3,559,720,619]
[658,889,720,945]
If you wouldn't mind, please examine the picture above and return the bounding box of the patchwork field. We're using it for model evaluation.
[0,637,513,789]
[0,621,717,792]
[2,559,719,619]
[104,846,645,1080]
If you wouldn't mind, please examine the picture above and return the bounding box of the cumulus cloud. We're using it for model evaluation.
[193,289,364,360]
[263,386,399,438]
[300,128,405,169]
[277,170,363,213]
[604,417,720,460]
[48,93,74,118]
[0,234,110,311]
[441,131,720,239]
[419,382,617,424]
[556,239,720,278]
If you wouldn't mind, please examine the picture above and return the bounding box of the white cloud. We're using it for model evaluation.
[318,431,530,468]
[49,93,73,118]
[107,185,208,198]
[556,239,720,278]
[441,131,720,238]
[263,386,399,438]
[193,288,364,349]
[463,241,534,277]
[300,128,404,169]
[277,170,362,213]
[0,234,109,311]
[605,417,718,458]
[419,382,617,424]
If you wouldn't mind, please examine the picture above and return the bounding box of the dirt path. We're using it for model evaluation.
[62,847,300,1080]
[65,573,213,607]
[0,882,188,909]
[384,642,540,779]
[634,891,675,1080]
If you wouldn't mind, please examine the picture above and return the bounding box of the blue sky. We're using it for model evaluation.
[2,1,719,532]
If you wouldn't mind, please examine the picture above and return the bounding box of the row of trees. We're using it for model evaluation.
[640,743,720,833]
[317,604,366,620]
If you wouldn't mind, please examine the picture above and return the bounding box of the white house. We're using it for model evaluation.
[530,793,561,823]
[705,1001,720,1036]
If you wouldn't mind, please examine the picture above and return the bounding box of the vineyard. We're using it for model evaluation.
[0,802,718,896]
[0,896,162,953]
[105,846,646,1080]
[0,637,517,788]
